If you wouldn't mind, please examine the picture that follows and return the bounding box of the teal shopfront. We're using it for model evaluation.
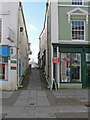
[53,44,90,88]
[0,46,10,81]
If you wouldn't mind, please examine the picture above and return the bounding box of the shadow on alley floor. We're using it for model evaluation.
[1,68,89,119]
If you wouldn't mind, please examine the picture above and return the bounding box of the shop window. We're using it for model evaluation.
[53,47,57,57]
[0,64,5,79]
[0,20,2,43]
[87,64,90,77]
[72,21,84,40]
[0,55,2,62]
[4,58,8,63]
[71,53,81,82]
[86,53,90,62]
[0,64,8,79]
[11,48,13,54]
[72,0,82,5]
[61,53,70,82]
[61,53,81,83]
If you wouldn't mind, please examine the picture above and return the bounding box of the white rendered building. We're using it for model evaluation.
[0,1,31,90]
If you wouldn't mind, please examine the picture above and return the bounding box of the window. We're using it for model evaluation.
[87,64,90,77]
[61,53,70,82]
[72,0,82,5]
[4,58,8,63]
[0,55,2,62]
[71,53,81,82]
[86,53,90,62]
[0,20,1,43]
[11,48,13,54]
[72,21,84,40]
[61,53,81,83]
[0,64,5,79]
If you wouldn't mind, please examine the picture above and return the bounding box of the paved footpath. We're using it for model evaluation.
[1,68,89,119]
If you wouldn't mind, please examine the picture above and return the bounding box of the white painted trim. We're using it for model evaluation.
[67,8,88,15]
[70,13,88,15]
[50,45,53,90]
[51,0,58,43]
[57,46,60,88]
[59,5,90,7]
[67,8,89,24]
[58,40,90,44]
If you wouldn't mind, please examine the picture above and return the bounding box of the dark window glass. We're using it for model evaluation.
[72,0,82,5]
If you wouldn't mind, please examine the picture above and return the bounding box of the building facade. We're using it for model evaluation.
[39,0,90,89]
[0,2,31,90]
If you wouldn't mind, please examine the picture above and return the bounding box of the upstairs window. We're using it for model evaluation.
[0,20,1,43]
[72,21,85,40]
[72,0,82,5]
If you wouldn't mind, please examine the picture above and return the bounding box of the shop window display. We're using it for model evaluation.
[86,53,90,62]
[0,64,8,80]
[61,53,81,83]
[0,64,5,79]
[87,64,90,77]
[61,53,70,82]
[71,53,81,82]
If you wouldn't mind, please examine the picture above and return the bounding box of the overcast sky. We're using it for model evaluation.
[21,1,47,63]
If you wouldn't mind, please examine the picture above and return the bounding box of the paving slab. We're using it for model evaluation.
[14,100,27,107]
[21,90,30,94]
[2,91,13,98]
[2,68,89,119]
[5,112,29,118]
[17,95,29,100]
[32,113,50,118]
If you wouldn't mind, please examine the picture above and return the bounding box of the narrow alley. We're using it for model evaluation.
[2,68,88,119]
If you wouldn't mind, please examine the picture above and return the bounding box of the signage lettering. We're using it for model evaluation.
[11,66,16,70]
[52,58,60,63]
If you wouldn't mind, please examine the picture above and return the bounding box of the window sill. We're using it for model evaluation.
[60,82,82,83]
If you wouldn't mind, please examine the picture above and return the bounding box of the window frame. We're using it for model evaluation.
[72,0,84,6]
[71,20,85,41]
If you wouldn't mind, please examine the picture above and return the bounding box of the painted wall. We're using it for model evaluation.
[0,2,29,90]
[0,2,19,46]
[51,0,58,43]
[39,1,52,82]
[18,6,29,77]
[58,4,88,41]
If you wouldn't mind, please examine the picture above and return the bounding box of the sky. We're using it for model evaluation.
[21,1,47,63]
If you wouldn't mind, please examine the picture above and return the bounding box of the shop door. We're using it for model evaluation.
[86,63,90,87]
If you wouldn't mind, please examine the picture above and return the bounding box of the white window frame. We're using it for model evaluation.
[71,20,85,41]
[72,0,84,6]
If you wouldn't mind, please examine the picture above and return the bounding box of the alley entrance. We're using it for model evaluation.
[2,68,88,119]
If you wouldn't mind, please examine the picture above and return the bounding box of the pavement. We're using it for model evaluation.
[1,68,89,119]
